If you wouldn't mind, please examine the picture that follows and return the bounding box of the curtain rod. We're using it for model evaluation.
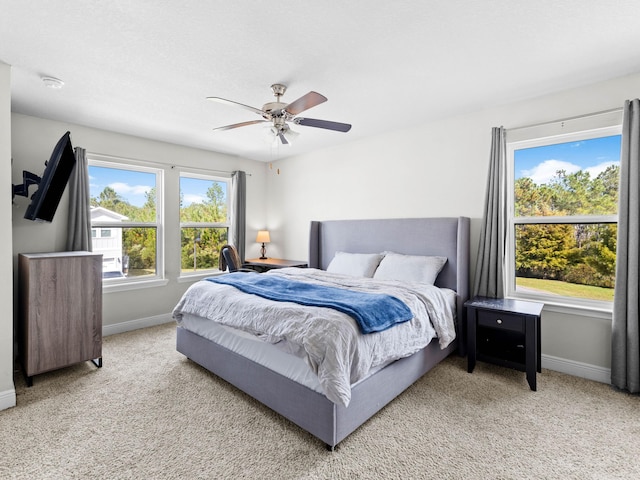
[507,107,623,132]
[87,151,252,176]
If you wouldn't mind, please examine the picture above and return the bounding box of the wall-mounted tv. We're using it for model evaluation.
[13,131,76,222]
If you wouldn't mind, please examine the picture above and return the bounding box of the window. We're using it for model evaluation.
[88,159,163,283]
[507,120,621,308]
[179,172,230,274]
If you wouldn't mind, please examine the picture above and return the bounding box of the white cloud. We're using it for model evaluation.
[521,159,579,185]
[183,193,206,205]
[585,161,618,178]
[521,159,620,185]
[108,182,151,196]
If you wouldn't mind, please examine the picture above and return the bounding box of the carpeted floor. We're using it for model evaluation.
[1,322,639,479]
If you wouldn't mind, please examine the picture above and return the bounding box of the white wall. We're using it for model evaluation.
[7,71,638,397]
[267,71,640,379]
[0,62,16,410]
[11,114,269,331]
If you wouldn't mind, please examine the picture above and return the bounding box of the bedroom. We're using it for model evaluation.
[1,1,640,475]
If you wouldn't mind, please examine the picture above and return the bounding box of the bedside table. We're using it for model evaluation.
[465,296,543,391]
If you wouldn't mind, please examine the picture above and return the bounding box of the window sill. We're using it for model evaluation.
[103,278,169,293]
[508,293,612,321]
[177,271,225,283]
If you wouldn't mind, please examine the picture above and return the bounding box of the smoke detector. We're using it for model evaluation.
[41,76,64,89]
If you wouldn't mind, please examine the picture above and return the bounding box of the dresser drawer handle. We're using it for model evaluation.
[496,319,503,324]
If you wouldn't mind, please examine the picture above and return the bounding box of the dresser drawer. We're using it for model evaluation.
[477,310,524,333]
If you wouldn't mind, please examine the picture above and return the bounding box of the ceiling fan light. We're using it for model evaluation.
[282,128,299,145]
[262,125,278,144]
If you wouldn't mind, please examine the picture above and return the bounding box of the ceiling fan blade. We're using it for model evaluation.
[278,131,289,145]
[285,92,327,115]
[213,120,267,131]
[294,117,352,132]
[207,97,265,116]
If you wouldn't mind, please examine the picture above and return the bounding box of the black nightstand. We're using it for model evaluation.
[465,296,543,391]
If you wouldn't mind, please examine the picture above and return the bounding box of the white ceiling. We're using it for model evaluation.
[2,1,640,162]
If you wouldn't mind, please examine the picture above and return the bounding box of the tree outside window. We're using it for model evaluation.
[179,173,230,273]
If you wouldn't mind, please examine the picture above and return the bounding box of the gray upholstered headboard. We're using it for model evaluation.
[309,217,470,349]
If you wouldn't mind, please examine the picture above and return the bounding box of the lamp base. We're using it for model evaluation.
[259,243,267,260]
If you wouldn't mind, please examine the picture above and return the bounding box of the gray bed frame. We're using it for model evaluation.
[176,217,470,449]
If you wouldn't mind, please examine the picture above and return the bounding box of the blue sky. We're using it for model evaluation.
[179,176,227,207]
[515,135,621,184]
[89,166,154,207]
[89,166,226,208]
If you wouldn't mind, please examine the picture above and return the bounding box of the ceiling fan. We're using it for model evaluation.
[207,84,351,145]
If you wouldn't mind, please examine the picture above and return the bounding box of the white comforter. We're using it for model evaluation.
[172,267,457,407]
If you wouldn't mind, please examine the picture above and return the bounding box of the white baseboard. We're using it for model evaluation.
[541,354,611,384]
[102,313,174,337]
[0,315,171,412]
[0,387,16,411]
[103,316,613,385]
[1,321,612,412]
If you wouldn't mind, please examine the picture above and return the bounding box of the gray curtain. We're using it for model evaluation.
[66,147,92,252]
[611,99,640,393]
[231,170,247,262]
[472,126,506,298]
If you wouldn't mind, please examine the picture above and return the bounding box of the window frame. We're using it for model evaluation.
[178,170,231,279]
[88,154,165,289]
[505,122,621,311]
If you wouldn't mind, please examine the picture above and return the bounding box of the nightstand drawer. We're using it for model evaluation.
[477,310,524,333]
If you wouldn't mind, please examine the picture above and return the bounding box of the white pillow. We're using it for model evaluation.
[373,252,447,285]
[326,252,384,278]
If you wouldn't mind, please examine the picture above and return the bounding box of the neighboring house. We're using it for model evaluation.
[91,206,128,278]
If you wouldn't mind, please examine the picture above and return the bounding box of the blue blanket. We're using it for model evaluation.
[206,273,413,334]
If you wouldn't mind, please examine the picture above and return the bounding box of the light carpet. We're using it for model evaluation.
[1,322,639,479]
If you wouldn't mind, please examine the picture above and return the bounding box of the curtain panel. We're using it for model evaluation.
[611,99,640,394]
[231,170,247,262]
[472,126,507,298]
[66,147,92,252]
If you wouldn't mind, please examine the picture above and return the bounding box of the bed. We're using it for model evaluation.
[173,217,470,449]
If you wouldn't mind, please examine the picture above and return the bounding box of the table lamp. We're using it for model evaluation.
[256,230,271,259]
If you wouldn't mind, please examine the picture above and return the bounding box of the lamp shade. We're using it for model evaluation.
[256,230,271,243]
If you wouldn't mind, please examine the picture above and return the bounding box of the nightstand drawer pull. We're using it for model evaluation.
[477,310,525,332]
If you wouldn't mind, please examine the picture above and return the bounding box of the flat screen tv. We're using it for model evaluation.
[19,131,76,222]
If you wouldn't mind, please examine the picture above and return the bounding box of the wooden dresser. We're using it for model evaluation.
[18,251,103,386]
